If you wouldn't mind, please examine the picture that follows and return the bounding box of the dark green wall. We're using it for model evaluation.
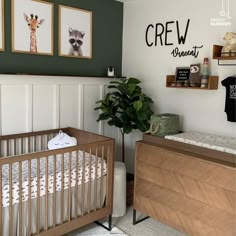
[0,0,123,77]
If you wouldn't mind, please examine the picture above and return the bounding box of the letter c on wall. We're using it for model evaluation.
[145,24,154,47]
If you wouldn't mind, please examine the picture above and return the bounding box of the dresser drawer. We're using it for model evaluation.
[135,142,236,192]
[134,140,236,236]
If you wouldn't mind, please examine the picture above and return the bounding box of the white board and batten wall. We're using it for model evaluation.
[0,74,121,160]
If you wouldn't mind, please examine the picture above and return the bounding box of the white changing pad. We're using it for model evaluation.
[165,131,236,155]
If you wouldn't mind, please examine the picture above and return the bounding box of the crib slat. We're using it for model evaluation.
[106,145,110,207]
[75,150,79,218]
[37,158,40,234]
[9,163,13,236]
[0,164,2,236]
[41,135,43,151]
[28,137,30,153]
[14,139,16,156]
[100,146,104,208]
[88,148,92,213]
[7,140,10,156]
[46,134,49,149]
[45,156,49,231]
[19,161,23,236]
[82,150,85,216]
[28,160,32,236]
[21,138,23,155]
[94,148,98,211]
[68,152,72,221]
[61,153,64,224]
[53,155,56,228]
[34,136,36,152]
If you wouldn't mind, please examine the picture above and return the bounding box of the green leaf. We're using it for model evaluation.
[117,83,129,95]
[107,85,118,89]
[123,108,136,121]
[136,111,148,121]
[108,117,123,128]
[133,100,143,111]
[127,78,141,84]
[123,126,133,134]
[143,95,154,103]
[96,113,111,121]
[127,83,136,95]
[95,99,105,104]
[109,80,122,84]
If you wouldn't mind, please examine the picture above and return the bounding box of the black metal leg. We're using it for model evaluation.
[133,208,136,225]
[108,214,112,231]
[95,214,112,231]
[133,209,149,225]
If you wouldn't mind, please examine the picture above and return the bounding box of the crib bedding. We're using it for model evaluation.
[2,177,106,236]
[165,131,236,155]
[1,150,107,207]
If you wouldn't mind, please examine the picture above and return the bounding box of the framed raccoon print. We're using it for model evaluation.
[0,0,4,51]
[11,0,54,55]
[58,5,92,59]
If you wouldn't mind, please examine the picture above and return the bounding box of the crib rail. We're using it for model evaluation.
[0,128,70,158]
[0,128,114,236]
[0,128,111,158]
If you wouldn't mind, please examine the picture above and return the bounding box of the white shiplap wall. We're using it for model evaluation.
[0,74,121,159]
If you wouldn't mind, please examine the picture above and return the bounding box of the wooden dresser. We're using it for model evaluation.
[134,134,236,236]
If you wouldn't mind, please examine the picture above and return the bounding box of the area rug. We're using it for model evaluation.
[68,224,129,236]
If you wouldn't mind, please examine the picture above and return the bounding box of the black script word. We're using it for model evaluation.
[171,45,203,58]
[145,19,190,47]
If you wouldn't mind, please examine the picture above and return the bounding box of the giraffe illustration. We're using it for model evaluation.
[24,13,45,53]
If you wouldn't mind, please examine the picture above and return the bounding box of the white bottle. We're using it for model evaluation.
[201,58,209,88]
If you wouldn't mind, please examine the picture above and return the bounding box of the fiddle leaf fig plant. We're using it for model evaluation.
[95,77,154,163]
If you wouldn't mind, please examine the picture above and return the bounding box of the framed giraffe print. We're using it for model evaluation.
[11,0,54,55]
[59,5,92,59]
[0,0,4,51]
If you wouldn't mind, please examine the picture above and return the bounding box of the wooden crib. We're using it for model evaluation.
[0,127,114,236]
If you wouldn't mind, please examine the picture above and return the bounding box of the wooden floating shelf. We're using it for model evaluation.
[166,75,219,90]
[213,45,236,61]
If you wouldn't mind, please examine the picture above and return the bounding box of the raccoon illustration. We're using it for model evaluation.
[68,27,85,56]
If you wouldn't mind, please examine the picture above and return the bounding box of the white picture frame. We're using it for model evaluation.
[59,5,92,59]
[0,0,4,51]
[11,0,54,55]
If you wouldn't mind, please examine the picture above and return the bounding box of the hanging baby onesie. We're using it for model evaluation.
[221,76,236,122]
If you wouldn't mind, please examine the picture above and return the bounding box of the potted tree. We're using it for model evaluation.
[95,77,154,163]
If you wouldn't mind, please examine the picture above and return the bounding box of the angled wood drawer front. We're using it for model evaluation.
[136,160,235,214]
[135,180,233,236]
[135,141,236,192]
[134,141,236,236]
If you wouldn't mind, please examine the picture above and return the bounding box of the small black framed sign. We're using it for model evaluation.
[175,67,190,81]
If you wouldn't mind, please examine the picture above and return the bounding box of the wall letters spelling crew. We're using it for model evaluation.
[145,19,203,58]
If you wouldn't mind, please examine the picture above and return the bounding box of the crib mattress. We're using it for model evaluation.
[165,131,236,155]
[1,151,106,207]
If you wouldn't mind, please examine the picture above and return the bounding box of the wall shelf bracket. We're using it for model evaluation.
[217,59,236,66]
[213,45,236,66]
